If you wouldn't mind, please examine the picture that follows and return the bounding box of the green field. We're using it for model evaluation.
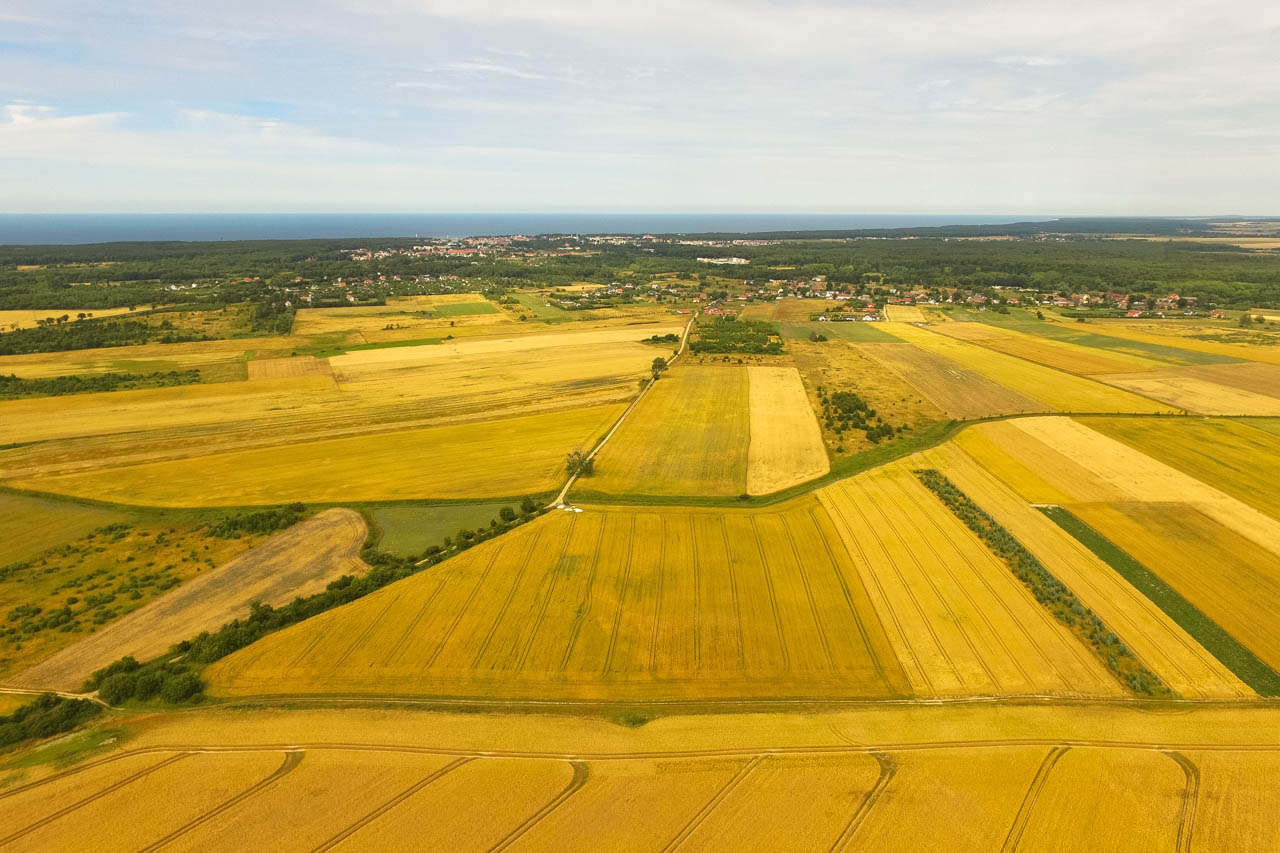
[510,292,572,320]
[368,502,516,556]
[432,301,500,317]
[0,492,125,566]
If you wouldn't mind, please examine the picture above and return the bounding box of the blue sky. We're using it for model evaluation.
[1,0,1277,213]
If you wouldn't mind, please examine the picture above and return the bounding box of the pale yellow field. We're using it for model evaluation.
[329,325,682,369]
[0,334,284,379]
[244,354,331,380]
[1097,371,1280,415]
[884,305,926,322]
[934,322,1165,374]
[585,365,750,496]
[1070,501,1280,674]
[818,464,1124,698]
[1170,361,1280,398]
[12,509,370,691]
[745,365,829,494]
[883,322,1174,413]
[291,294,514,338]
[1065,319,1280,366]
[12,405,624,506]
[0,305,145,332]
[205,498,910,700]
[857,341,1046,419]
[6,704,1278,851]
[923,437,1252,700]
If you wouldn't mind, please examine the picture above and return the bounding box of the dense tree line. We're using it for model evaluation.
[205,504,307,539]
[0,693,101,749]
[0,318,211,355]
[0,369,201,399]
[914,469,1171,696]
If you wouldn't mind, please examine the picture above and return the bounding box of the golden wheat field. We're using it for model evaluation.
[745,366,829,494]
[817,463,1125,698]
[12,509,371,692]
[3,704,1277,851]
[12,404,624,506]
[204,498,911,700]
[856,341,1046,419]
[883,322,1174,413]
[585,365,751,496]
[1096,371,1280,414]
[0,305,148,332]
[1064,319,1280,366]
[0,334,288,379]
[932,322,1165,374]
[923,437,1252,699]
[883,305,927,322]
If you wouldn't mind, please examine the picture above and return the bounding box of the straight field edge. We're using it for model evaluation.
[1037,505,1280,697]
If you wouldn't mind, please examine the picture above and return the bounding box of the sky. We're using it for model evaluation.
[1,0,1278,214]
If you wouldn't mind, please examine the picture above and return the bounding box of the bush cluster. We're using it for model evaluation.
[0,694,101,749]
[206,503,306,539]
[0,369,202,399]
[817,387,905,444]
[913,469,1172,697]
[85,657,203,705]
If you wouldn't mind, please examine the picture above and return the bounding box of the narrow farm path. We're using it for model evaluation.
[550,311,698,506]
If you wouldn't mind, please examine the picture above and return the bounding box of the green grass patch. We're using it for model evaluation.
[368,502,515,556]
[307,336,443,358]
[1038,505,1280,696]
[978,316,1240,365]
[431,301,499,317]
[818,320,901,343]
[511,292,571,320]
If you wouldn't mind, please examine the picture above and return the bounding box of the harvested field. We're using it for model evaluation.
[204,498,910,701]
[329,326,681,368]
[818,464,1124,698]
[1096,371,1280,415]
[923,437,1252,699]
[884,322,1173,413]
[857,342,1045,419]
[245,355,331,380]
[1069,501,1280,674]
[586,366,750,497]
[12,509,370,691]
[884,305,926,322]
[13,405,624,506]
[8,704,1279,851]
[0,335,287,380]
[1065,320,1280,366]
[745,366,829,494]
[933,322,1164,374]
[1170,361,1280,397]
[0,493,123,566]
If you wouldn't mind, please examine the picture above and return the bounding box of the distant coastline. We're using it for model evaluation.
[0,213,1051,245]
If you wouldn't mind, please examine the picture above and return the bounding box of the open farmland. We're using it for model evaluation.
[883,322,1173,413]
[817,464,1124,698]
[12,509,370,691]
[1060,319,1280,366]
[1085,416,1280,522]
[857,341,1045,419]
[0,334,286,380]
[921,436,1252,699]
[204,498,910,701]
[745,366,829,494]
[1095,370,1280,414]
[0,493,123,566]
[1066,501,1280,676]
[3,704,1278,851]
[12,405,623,506]
[932,321,1166,374]
[0,306,146,333]
[585,365,751,496]
[883,305,926,322]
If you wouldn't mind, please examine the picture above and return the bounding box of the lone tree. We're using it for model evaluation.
[566,449,594,477]
[651,356,667,380]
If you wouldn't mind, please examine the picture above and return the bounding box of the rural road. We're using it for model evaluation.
[549,311,698,507]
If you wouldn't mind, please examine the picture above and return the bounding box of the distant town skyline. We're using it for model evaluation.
[2,0,1277,213]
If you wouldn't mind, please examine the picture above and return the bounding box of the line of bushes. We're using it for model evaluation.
[1040,506,1280,696]
[913,469,1173,697]
[0,694,101,749]
[205,503,306,539]
[0,369,202,399]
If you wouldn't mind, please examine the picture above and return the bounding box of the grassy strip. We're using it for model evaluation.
[1039,505,1280,696]
[308,336,444,358]
[913,469,1173,698]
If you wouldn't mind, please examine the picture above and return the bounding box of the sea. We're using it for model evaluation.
[0,214,1052,245]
